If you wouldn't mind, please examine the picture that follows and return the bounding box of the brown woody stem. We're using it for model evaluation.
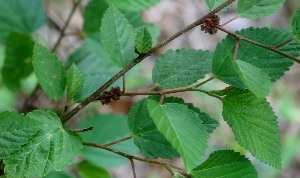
[234,39,240,60]
[52,0,82,52]
[215,25,300,64]
[221,15,239,26]
[101,135,134,147]
[62,0,236,123]
[82,142,186,176]
[123,77,223,101]
[272,36,296,49]
[130,159,137,178]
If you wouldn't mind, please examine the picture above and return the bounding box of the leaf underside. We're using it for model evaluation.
[147,99,209,172]
[128,98,179,159]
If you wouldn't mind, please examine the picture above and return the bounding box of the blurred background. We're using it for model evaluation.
[1,0,300,177]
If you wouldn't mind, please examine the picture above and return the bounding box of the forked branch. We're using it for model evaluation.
[62,0,236,123]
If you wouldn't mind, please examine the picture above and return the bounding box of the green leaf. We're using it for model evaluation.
[66,64,84,102]
[2,33,34,91]
[100,5,138,68]
[32,44,67,100]
[0,0,46,43]
[238,0,285,19]
[147,100,209,172]
[79,114,138,168]
[234,60,272,98]
[213,28,300,89]
[83,0,108,34]
[77,161,111,178]
[0,88,17,111]
[4,110,82,178]
[135,26,153,53]
[152,49,212,88]
[205,0,232,11]
[223,89,281,168]
[187,105,219,134]
[43,171,74,178]
[151,96,219,134]
[107,0,160,12]
[292,8,300,37]
[128,99,179,159]
[67,39,118,76]
[0,111,41,159]
[83,0,109,41]
[191,150,257,178]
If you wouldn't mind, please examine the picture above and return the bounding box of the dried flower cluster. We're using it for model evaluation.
[97,87,122,105]
[200,14,220,35]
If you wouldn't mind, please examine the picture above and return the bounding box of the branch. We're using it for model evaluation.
[234,39,240,60]
[194,76,215,88]
[272,36,296,49]
[220,15,239,26]
[102,135,134,147]
[130,159,137,178]
[62,0,236,123]
[82,142,186,176]
[52,0,82,52]
[215,25,300,64]
[123,77,222,100]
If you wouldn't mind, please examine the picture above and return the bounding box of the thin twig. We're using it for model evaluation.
[130,159,137,178]
[123,88,223,101]
[142,85,157,92]
[221,15,239,26]
[62,0,236,123]
[73,127,93,133]
[122,77,217,98]
[52,0,82,52]
[102,135,134,147]
[159,95,165,105]
[215,25,300,64]
[272,36,296,49]
[82,142,179,175]
[234,39,240,60]
[55,101,62,116]
[122,74,126,93]
[194,76,215,88]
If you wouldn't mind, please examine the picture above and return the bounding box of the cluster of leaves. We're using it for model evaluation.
[0,0,300,177]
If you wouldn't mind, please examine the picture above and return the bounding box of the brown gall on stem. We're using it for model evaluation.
[96,87,122,105]
[200,15,220,35]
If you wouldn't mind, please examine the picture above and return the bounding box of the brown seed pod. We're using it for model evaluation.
[97,87,122,105]
[200,14,220,35]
